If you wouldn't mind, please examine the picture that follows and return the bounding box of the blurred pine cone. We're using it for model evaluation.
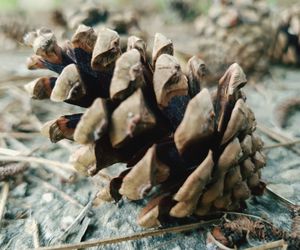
[51,2,144,50]
[24,25,266,227]
[271,4,300,66]
[0,13,33,49]
[194,0,273,84]
[59,1,109,30]
[169,0,201,20]
[52,1,142,38]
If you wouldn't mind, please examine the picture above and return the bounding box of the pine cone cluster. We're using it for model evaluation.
[271,4,300,66]
[194,0,273,83]
[59,2,109,30]
[24,25,266,227]
[52,2,142,39]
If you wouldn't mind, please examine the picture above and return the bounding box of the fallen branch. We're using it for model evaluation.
[35,220,218,250]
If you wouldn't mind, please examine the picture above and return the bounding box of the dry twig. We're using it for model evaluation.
[0,181,9,221]
[0,154,76,181]
[263,139,300,150]
[0,132,41,140]
[35,220,218,250]
[257,123,300,155]
[30,219,40,249]
[72,217,91,246]
[244,239,287,250]
[265,186,295,206]
[58,199,93,242]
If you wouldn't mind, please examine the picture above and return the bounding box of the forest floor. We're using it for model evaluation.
[0,1,300,249]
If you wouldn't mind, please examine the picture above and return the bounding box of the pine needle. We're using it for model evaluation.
[0,181,9,221]
[35,220,218,250]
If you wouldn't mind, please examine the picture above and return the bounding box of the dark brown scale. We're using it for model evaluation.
[161,95,190,131]
[73,47,99,77]
[43,51,75,74]
[109,169,131,202]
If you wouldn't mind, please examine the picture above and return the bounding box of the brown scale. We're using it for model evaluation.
[24,25,267,228]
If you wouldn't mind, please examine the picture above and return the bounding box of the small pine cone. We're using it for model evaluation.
[59,2,142,39]
[24,24,266,228]
[169,0,200,20]
[0,13,33,48]
[55,5,144,52]
[0,162,29,181]
[271,4,300,66]
[64,3,109,30]
[194,0,273,84]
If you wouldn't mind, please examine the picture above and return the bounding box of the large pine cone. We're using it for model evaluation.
[194,0,273,83]
[24,25,266,228]
[271,4,300,66]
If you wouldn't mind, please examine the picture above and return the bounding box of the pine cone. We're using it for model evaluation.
[0,162,29,181]
[61,1,109,30]
[0,13,34,48]
[194,0,273,84]
[169,0,200,20]
[54,2,141,39]
[271,4,300,65]
[24,25,266,228]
